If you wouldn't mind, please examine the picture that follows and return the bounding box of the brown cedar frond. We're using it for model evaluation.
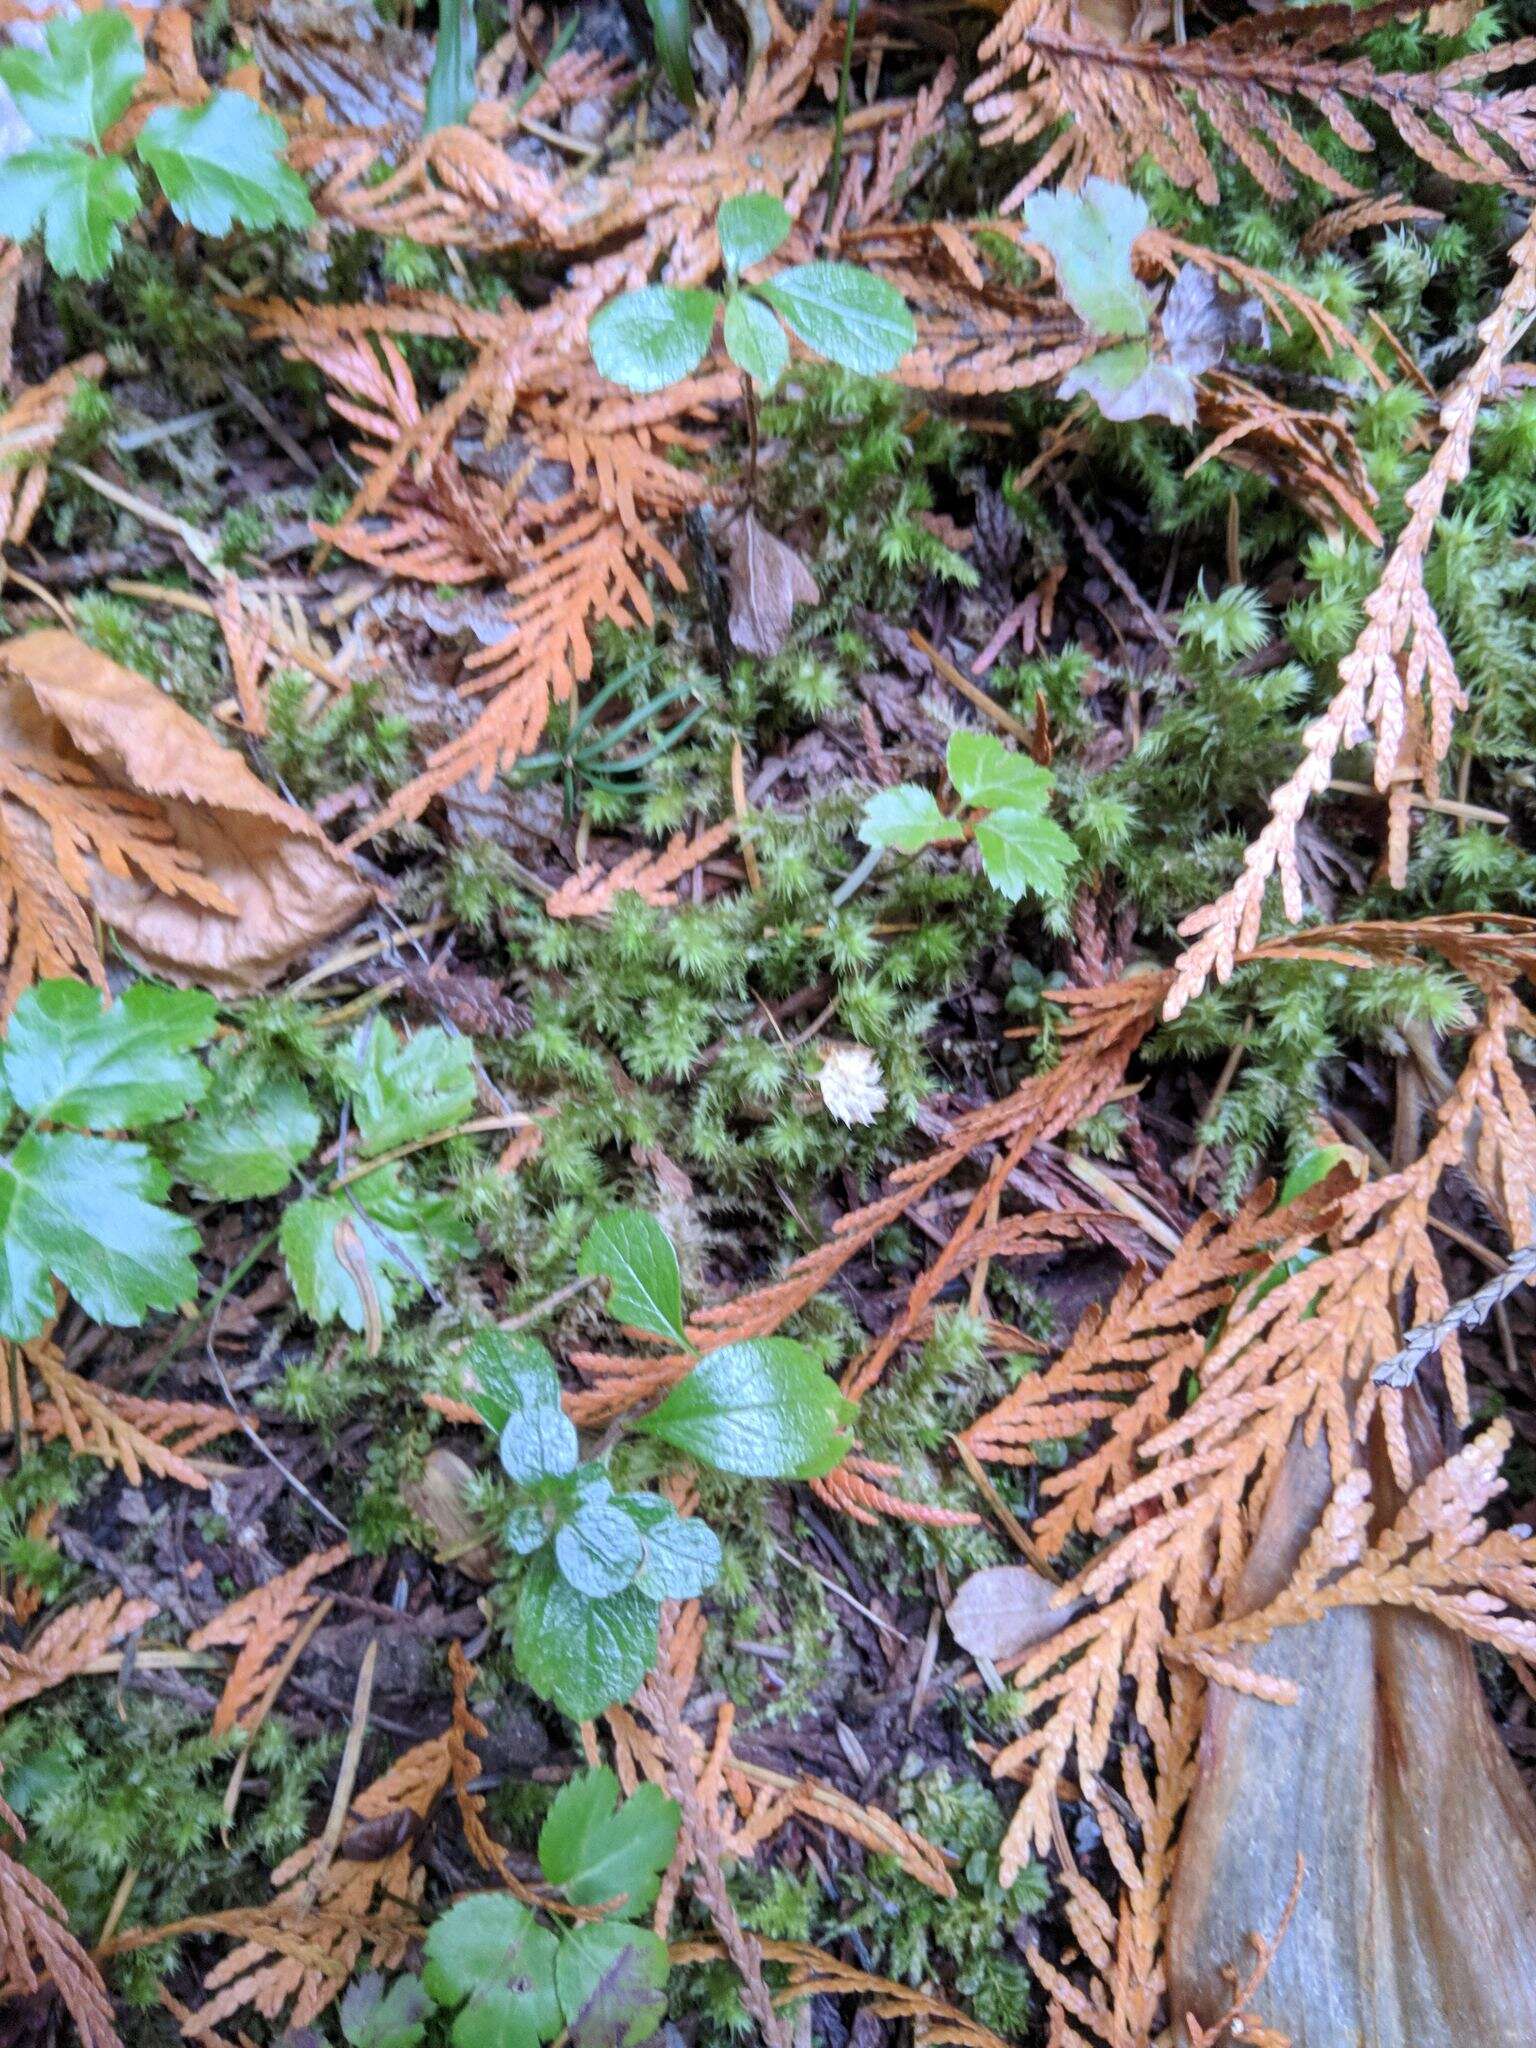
[969,0,1536,207]
[1173,1419,1536,1677]
[188,1544,351,1739]
[1190,372,1381,546]
[0,1591,158,1715]
[545,820,737,920]
[0,357,105,551]
[1166,218,1536,1018]
[184,1733,448,2034]
[0,1796,121,2048]
[1,1340,240,1491]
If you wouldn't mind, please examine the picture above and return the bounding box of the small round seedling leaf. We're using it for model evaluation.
[422,1896,561,2048]
[589,286,717,393]
[717,191,791,276]
[723,291,788,391]
[555,1499,645,1597]
[618,1496,722,1601]
[757,263,914,375]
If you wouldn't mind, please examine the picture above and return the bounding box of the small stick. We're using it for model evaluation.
[300,1637,379,1911]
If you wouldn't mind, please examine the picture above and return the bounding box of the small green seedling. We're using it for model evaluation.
[0,9,313,281]
[342,1767,677,2048]
[858,730,1077,906]
[1024,178,1262,430]
[588,189,915,395]
[455,1206,854,1720]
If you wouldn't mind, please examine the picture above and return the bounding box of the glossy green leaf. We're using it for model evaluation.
[280,1167,472,1335]
[556,1924,668,2048]
[973,807,1076,905]
[0,1133,198,1340]
[717,191,791,276]
[345,1020,477,1157]
[578,1209,687,1347]
[538,1766,679,1916]
[0,144,140,281]
[504,1504,549,1555]
[945,731,1053,815]
[555,1499,644,1597]
[2,979,215,1129]
[617,1495,721,1601]
[424,0,477,133]
[341,1973,432,2048]
[640,1338,856,1479]
[857,785,962,855]
[169,1075,319,1198]
[458,1329,559,1434]
[493,1352,578,1486]
[1022,177,1152,340]
[1277,1143,1356,1209]
[589,286,717,394]
[514,1553,659,1722]
[422,1896,561,2048]
[0,10,143,144]
[136,91,314,235]
[643,0,695,109]
[756,263,914,375]
[722,290,788,391]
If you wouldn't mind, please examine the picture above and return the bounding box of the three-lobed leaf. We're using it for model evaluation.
[589,286,718,394]
[0,145,140,281]
[135,90,314,235]
[578,1210,688,1347]
[538,1767,679,1917]
[857,785,962,855]
[422,1896,561,2048]
[280,1168,472,1336]
[640,1337,856,1479]
[1,979,215,1129]
[757,262,914,375]
[1022,177,1152,340]
[0,1134,199,1340]
[346,1020,478,1156]
[515,1553,659,1722]
[972,808,1076,905]
[945,730,1053,815]
[170,1075,320,1199]
[0,10,143,144]
[717,191,791,277]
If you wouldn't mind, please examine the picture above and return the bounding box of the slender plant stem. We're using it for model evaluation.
[826,0,859,226]
[741,371,760,507]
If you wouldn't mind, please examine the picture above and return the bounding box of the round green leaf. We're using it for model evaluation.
[514,1554,660,1722]
[717,191,791,276]
[459,1329,561,1435]
[500,1401,579,1487]
[723,291,788,391]
[618,1496,722,1601]
[171,1074,319,1199]
[554,1499,645,1597]
[422,1896,561,2048]
[538,1767,679,1916]
[639,1337,857,1479]
[756,263,915,375]
[589,286,717,394]
[504,1504,549,1556]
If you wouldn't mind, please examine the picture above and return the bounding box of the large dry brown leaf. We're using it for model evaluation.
[946,1563,1079,1663]
[1167,1398,1536,2047]
[726,512,820,659]
[0,631,370,993]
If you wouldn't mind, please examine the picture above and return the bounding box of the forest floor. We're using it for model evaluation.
[3,2,1536,2046]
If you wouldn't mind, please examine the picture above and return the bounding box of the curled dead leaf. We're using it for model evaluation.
[946,1563,1080,1664]
[726,511,820,659]
[1168,1399,1536,2047]
[401,1448,497,1582]
[0,630,371,997]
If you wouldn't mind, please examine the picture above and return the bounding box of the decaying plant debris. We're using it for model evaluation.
[2,0,1536,2043]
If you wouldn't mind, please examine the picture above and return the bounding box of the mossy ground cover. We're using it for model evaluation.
[1,3,1535,2043]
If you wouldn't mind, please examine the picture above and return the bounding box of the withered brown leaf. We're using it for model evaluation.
[726,512,820,659]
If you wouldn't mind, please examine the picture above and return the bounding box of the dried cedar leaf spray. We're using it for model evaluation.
[1168,1388,1536,2047]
